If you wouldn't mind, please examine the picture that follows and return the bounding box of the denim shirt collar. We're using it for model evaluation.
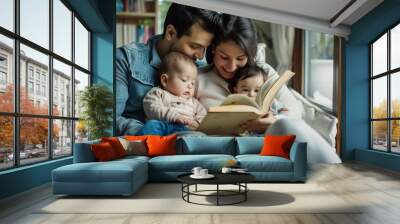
[148,35,162,69]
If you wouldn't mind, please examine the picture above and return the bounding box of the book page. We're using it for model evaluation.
[259,70,295,114]
[208,104,262,114]
[255,76,276,106]
[220,94,260,109]
[197,110,261,135]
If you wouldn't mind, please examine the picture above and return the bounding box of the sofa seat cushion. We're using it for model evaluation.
[53,158,147,183]
[117,155,150,163]
[236,155,293,172]
[149,154,235,172]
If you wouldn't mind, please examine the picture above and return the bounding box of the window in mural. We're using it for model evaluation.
[304,31,335,111]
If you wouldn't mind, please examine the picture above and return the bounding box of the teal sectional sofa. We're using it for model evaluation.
[52,136,307,196]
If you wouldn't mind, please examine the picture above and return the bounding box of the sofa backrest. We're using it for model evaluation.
[74,136,276,161]
[74,139,100,163]
[177,136,236,155]
[235,137,264,155]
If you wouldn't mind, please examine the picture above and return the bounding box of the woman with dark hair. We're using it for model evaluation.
[196,15,279,133]
[195,14,342,163]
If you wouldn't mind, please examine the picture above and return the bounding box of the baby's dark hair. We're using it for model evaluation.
[159,51,196,76]
[228,65,267,93]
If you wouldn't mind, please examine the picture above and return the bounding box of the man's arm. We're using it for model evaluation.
[115,47,143,135]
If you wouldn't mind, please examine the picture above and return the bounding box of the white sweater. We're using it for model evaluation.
[143,87,207,124]
[196,67,230,111]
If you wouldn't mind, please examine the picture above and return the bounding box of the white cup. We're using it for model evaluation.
[221,167,232,174]
[191,167,202,176]
[200,169,208,176]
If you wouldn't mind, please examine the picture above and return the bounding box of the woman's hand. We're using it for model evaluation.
[187,120,200,130]
[240,112,277,133]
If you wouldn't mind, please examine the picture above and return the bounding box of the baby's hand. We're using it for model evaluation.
[175,116,191,125]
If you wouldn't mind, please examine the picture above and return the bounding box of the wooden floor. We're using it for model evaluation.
[1,162,400,224]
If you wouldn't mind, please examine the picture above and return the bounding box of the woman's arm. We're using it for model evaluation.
[240,112,277,133]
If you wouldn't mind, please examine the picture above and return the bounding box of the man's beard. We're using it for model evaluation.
[169,43,197,61]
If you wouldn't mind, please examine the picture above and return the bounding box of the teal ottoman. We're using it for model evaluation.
[52,156,149,196]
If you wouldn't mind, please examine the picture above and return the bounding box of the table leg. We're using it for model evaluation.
[195,184,197,192]
[217,184,219,206]
[187,184,190,202]
[181,184,183,199]
[245,183,247,201]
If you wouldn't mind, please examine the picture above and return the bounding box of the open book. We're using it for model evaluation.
[197,70,295,135]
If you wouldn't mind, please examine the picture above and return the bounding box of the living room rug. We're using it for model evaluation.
[37,183,362,214]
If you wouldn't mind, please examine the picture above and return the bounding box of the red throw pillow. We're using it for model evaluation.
[260,135,296,159]
[91,142,118,161]
[146,134,177,157]
[101,137,126,158]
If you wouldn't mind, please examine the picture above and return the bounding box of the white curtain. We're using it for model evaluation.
[270,24,295,75]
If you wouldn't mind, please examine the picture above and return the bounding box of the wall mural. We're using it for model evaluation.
[114,1,341,163]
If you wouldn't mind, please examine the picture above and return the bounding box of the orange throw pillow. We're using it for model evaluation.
[146,134,177,157]
[101,137,126,158]
[124,135,148,142]
[260,135,296,159]
[91,142,117,161]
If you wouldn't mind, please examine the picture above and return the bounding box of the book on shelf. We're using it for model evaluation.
[197,70,295,135]
[117,20,154,46]
[123,0,154,13]
[116,23,123,47]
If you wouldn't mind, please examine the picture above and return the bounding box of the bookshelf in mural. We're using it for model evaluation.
[116,0,158,47]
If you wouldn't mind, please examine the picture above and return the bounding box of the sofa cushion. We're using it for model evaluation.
[118,138,147,156]
[124,135,148,141]
[115,155,150,163]
[260,135,296,159]
[52,158,147,183]
[52,156,149,195]
[236,155,293,172]
[101,137,127,158]
[235,137,264,155]
[146,135,177,157]
[148,154,235,172]
[178,137,235,155]
[91,142,118,161]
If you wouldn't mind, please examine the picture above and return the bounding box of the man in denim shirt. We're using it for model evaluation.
[116,3,221,135]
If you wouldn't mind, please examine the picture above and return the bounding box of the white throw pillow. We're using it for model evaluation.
[290,89,337,148]
[310,111,337,147]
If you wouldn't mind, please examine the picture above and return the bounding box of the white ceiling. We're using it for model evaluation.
[226,0,352,23]
[171,0,384,37]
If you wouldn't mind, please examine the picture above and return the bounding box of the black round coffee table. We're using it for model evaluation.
[177,173,255,206]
